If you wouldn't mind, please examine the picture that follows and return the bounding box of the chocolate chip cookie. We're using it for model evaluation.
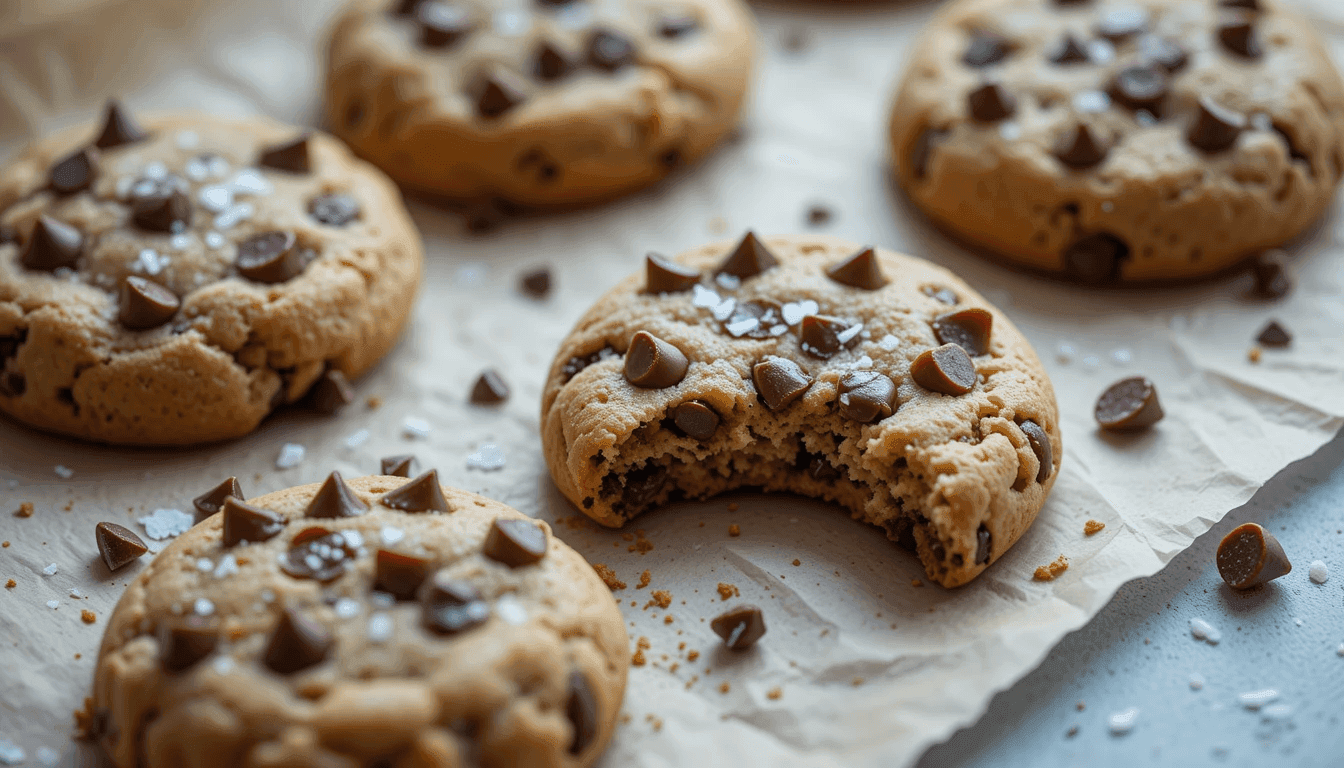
[0,104,422,444]
[324,0,757,207]
[92,472,627,768]
[890,0,1344,283]
[541,234,1061,588]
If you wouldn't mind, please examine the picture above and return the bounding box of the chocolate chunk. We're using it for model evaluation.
[1019,420,1053,483]
[1049,34,1090,65]
[380,470,451,513]
[1094,376,1163,430]
[1096,6,1149,40]
[49,148,98,195]
[566,671,599,755]
[1063,233,1128,283]
[911,343,976,396]
[1217,13,1261,59]
[837,371,897,423]
[1054,123,1108,169]
[308,193,360,226]
[1216,523,1291,589]
[258,134,311,173]
[221,497,286,547]
[471,72,527,119]
[281,527,357,581]
[671,400,719,440]
[236,231,303,284]
[118,277,180,331]
[715,232,778,279]
[561,347,615,382]
[798,450,841,482]
[130,180,192,232]
[0,372,24,398]
[420,572,489,634]
[752,357,812,411]
[21,216,83,271]
[159,616,218,673]
[910,128,947,179]
[93,100,148,149]
[380,455,419,478]
[1187,96,1245,153]
[520,266,552,298]
[1138,36,1188,73]
[1251,251,1291,299]
[603,463,668,515]
[263,609,332,674]
[483,518,548,568]
[588,29,636,71]
[305,471,369,519]
[799,315,861,359]
[94,522,147,571]
[194,477,243,517]
[644,253,700,294]
[534,41,576,81]
[933,308,993,356]
[1109,65,1167,114]
[975,524,992,565]
[962,31,1011,68]
[470,369,510,404]
[308,369,354,414]
[624,331,689,388]
[418,1,473,47]
[1255,320,1291,347]
[721,299,785,339]
[710,605,766,650]
[967,82,1015,123]
[923,285,958,305]
[375,549,431,600]
[825,247,887,290]
[659,12,699,39]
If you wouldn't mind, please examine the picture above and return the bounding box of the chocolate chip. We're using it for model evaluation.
[1216,523,1291,590]
[472,72,527,118]
[159,616,219,673]
[236,231,303,284]
[380,470,451,513]
[483,518,548,568]
[221,497,286,547]
[910,128,947,179]
[93,100,149,149]
[837,371,897,423]
[1250,251,1291,299]
[381,455,419,478]
[519,266,552,298]
[932,308,993,356]
[534,41,576,81]
[798,450,841,482]
[470,369,510,404]
[603,464,668,515]
[715,231,778,279]
[588,29,636,71]
[263,609,332,674]
[967,82,1015,123]
[825,247,886,290]
[49,148,98,195]
[1019,419,1053,483]
[658,12,699,39]
[1096,6,1149,40]
[375,549,431,600]
[1138,35,1188,73]
[1217,13,1261,59]
[94,522,147,571]
[258,134,311,173]
[752,357,812,411]
[130,180,192,232]
[1109,65,1167,114]
[710,605,766,650]
[561,347,616,383]
[418,1,473,47]
[194,477,243,517]
[305,471,369,519]
[116,277,178,332]
[923,285,958,305]
[0,372,24,398]
[806,204,832,227]
[1049,34,1090,65]
[281,527,357,582]
[561,670,600,754]
[671,400,719,440]
[308,193,360,226]
[308,369,354,414]
[420,572,490,634]
[20,216,83,272]
[644,253,700,294]
[1063,232,1128,283]
[975,524,992,565]
[1054,123,1109,169]
[721,299,785,339]
[963,32,1011,68]
[624,331,689,389]
[799,315,861,359]
[911,343,976,396]
[1187,96,1245,153]
[1255,320,1291,347]
[1094,376,1163,430]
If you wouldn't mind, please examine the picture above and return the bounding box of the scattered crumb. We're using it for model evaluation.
[851,677,865,687]
[621,532,635,542]
[649,717,663,732]
[728,524,741,537]
[1076,701,1086,712]
[767,687,783,700]
[727,502,739,512]
[628,534,654,554]
[791,559,801,567]
[663,615,674,624]
[806,204,832,227]
[718,682,731,694]
[2,542,8,547]
[687,650,700,662]
[717,582,740,601]
[911,579,923,588]
[366,395,382,409]
[1247,346,1262,364]
[1084,520,1106,536]
[781,26,810,53]
[5,579,14,589]
[80,610,96,625]
[636,570,651,589]
[678,642,686,650]
[14,502,33,518]
[592,563,626,591]
[638,637,651,649]
[1143,638,1151,645]
[631,649,646,666]
[1034,555,1070,581]
[644,590,672,610]
[1066,725,1079,738]
[685,676,698,689]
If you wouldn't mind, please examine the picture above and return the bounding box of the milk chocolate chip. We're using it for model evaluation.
[280,527,356,582]
[710,605,766,650]
[1255,320,1291,347]
[1187,96,1245,153]
[588,29,636,71]
[644,253,700,294]
[967,82,1015,123]
[837,371,897,423]
[1094,376,1163,430]
[159,616,219,673]
[258,134,311,173]
[1217,13,1261,59]
[470,369,510,404]
[1138,35,1188,73]
[420,572,489,635]
[1251,251,1291,299]
[418,1,473,47]
[119,277,180,331]
[624,331,689,388]
[1019,419,1053,483]
[962,32,1012,68]
[911,343,976,396]
[1049,34,1090,65]
[93,100,149,149]
[374,549,431,600]
[932,308,993,356]
[1055,123,1109,169]
[825,247,887,290]
[236,231,304,284]
[222,497,285,547]
[715,232,778,279]
[799,315,861,359]
[305,471,368,519]
[263,609,332,674]
[520,267,552,298]
[194,477,243,516]
[308,193,360,226]
[380,470,451,513]
[1217,523,1291,589]
[308,369,354,414]
[752,357,812,410]
[94,522,147,571]
[671,400,719,440]
[566,671,599,755]
[535,41,576,81]
[1063,233,1128,283]
[483,518,548,567]
[131,180,192,232]
[472,72,527,118]
[49,148,98,195]
[721,300,785,340]
[21,216,83,272]
[380,455,419,478]
[1109,65,1168,114]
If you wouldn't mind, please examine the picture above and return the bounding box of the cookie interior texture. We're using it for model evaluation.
[324,0,757,207]
[92,474,628,768]
[0,107,422,444]
[542,235,1062,588]
[889,0,1344,283]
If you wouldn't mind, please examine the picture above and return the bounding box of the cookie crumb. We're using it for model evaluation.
[1247,346,1262,364]
[663,615,674,624]
[80,610,96,624]
[805,204,832,227]
[366,395,382,409]
[1066,725,1079,738]
[14,502,33,518]
[592,563,626,591]
[767,687,783,700]
[911,579,923,588]
[716,582,740,601]
[643,590,672,610]
[1076,701,1086,712]
[628,533,654,554]
[632,649,647,666]
[1033,555,1070,581]
[718,682,731,694]
[791,559,801,567]
[1084,520,1106,536]
[851,677,865,687]
[781,26,810,53]
[2,542,8,548]
[687,650,700,662]
[5,579,14,589]
[728,524,740,537]
[727,502,739,512]
[636,570,651,589]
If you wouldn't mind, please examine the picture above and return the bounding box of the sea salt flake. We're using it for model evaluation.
[198,185,233,213]
[194,598,215,616]
[1082,355,1101,368]
[725,317,758,337]
[403,417,431,438]
[1308,560,1329,584]
[276,443,305,469]
[170,233,193,251]
[851,355,873,370]
[381,526,405,545]
[1110,348,1133,364]
[780,301,814,326]
[711,298,737,322]
[334,598,360,619]
[715,273,741,291]
[691,284,721,308]
[54,465,74,479]
[68,589,84,599]
[341,530,364,549]
[196,558,213,572]
[205,231,226,249]
[1086,38,1116,64]
[42,563,58,576]
[1294,618,1303,627]
[134,248,170,275]
[837,323,864,345]
[175,131,200,149]
[229,169,273,196]
[1189,618,1221,644]
[878,334,900,351]
[139,508,193,540]
[1189,674,1204,690]
[496,595,528,625]
[344,429,370,449]
[0,740,24,765]
[116,175,135,198]
[214,202,255,230]
[769,324,788,336]
[46,600,60,609]
[1074,90,1111,113]
[998,121,1023,141]
[368,613,393,642]
[493,9,531,35]
[467,444,507,471]
[213,554,239,578]
[185,157,210,182]
[143,161,168,180]
[1238,689,1278,710]
[212,656,235,675]
[207,156,230,179]
[1108,707,1138,735]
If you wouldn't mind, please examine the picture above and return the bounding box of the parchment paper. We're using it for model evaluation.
[2,1,1343,766]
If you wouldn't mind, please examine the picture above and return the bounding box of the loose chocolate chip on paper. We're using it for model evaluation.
[236,231,304,284]
[588,29,636,71]
[806,204,832,227]
[967,82,1015,123]
[799,315,861,359]
[825,247,887,290]
[1019,419,1053,483]
[131,181,193,232]
[752,357,812,411]
[671,400,719,440]
[1094,376,1164,430]
[119,277,180,330]
[910,343,976,396]
[1187,96,1245,153]
[381,454,419,478]
[305,472,369,519]
[1063,232,1128,283]
[309,193,361,226]
[308,369,355,414]
[710,605,766,650]
[420,572,490,634]
[483,518,548,568]
[1255,320,1291,347]
[1217,13,1261,59]
[1096,6,1149,40]
[567,671,599,755]
[658,12,700,39]
[975,524,992,565]
[534,41,576,81]
[1049,34,1090,65]
[837,371,897,423]
[194,477,244,517]
[21,216,84,272]
[263,609,333,674]
[933,308,993,356]
[624,331,689,388]
[1250,251,1291,299]
[380,469,451,513]
[1109,65,1168,114]
[95,522,147,571]
[1138,35,1188,73]
[471,369,510,404]
[159,616,219,673]
[258,134,311,173]
[49,148,98,195]
[715,231,778,279]
[375,549,431,600]
[93,100,149,149]
[221,497,286,547]
[472,72,528,119]
[418,1,473,47]
[644,253,700,294]
[962,31,1012,68]
[1217,523,1290,589]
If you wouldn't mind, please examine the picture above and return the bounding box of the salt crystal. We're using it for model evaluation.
[205,231,226,249]
[769,324,788,337]
[725,317,758,337]
[998,121,1022,141]
[878,334,900,352]
[344,429,370,448]
[212,656,235,675]
[342,530,364,549]
[175,130,200,149]
[368,613,393,642]
[194,598,214,616]
[46,600,59,609]
[276,443,305,469]
[213,202,255,231]
[139,508,194,541]
[1056,343,1077,363]
[851,355,873,370]
[1189,674,1204,690]
[457,263,486,286]
[1074,90,1111,113]
[691,284,721,308]
[381,526,405,545]
[1190,618,1221,644]
[54,465,74,479]
[781,300,819,326]
[261,589,276,603]
[143,161,168,180]
[196,559,213,572]
[68,589,83,599]
[1108,707,1138,735]
[1238,689,1279,710]
[711,298,737,322]
[467,444,506,471]
[207,156,231,179]
[403,417,431,438]
[554,1,592,29]
[1308,560,1329,584]
[116,175,135,198]
[1086,38,1115,64]
[170,233,192,251]
[837,323,864,345]
[371,592,395,608]
[1110,348,1133,364]
[493,8,530,35]
[1336,643,1344,657]
[229,169,273,196]
[185,156,210,182]
[496,595,528,625]
[1260,703,1293,721]
[715,273,741,291]
[36,746,59,766]
[334,598,360,619]
[42,563,58,576]
[1082,355,1101,368]
[1295,618,1303,627]
[213,554,239,578]
[0,740,25,765]
[134,248,170,275]
[198,185,233,213]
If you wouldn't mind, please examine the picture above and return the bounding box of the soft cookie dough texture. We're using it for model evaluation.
[93,474,628,768]
[542,235,1062,587]
[324,0,756,207]
[0,108,422,444]
[890,0,1344,283]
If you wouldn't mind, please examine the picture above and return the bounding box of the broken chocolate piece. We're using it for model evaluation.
[825,247,887,290]
[418,1,472,47]
[1250,251,1291,299]
[380,470,451,513]
[305,472,369,519]
[1217,13,1261,59]
[281,527,357,582]
[93,100,149,149]
[671,400,719,440]
[1255,320,1291,347]
[118,277,180,331]
[933,308,993,356]
[221,497,286,547]
[1019,420,1053,483]
[975,524,992,565]
[962,31,1011,68]
[715,232,778,279]
[1055,123,1109,169]
[1187,96,1245,153]
[131,180,192,232]
[258,134,311,173]
[308,193,360,226]
[644,253,700,294]
[1109,65,1167,114]
[375,549,431,600]
[588,29,636,71]
[911,343,976,396]
[49,148,98,195]
[236,231,303,284]
[534,41,575,81]
[1217,523,1291,589]
[21,216,83,272]
[967,82,1015,123]
[752,357,812,410]
[308,369,355,414]
[380,455,419,478]
[799,315,861,359]
[159,616,218,673]
[624,331,689,389]
[520,266,552,298]
[1063,232,1127,283]
[1094,376,1163,430]
[470,369,510,404]
[472,72,527,118]
[263,609,332,674]
[483,518,548,567]
[837,371,897,423]
[1049,34,1089,65]
[420,572,489,634]
[1096,6,1149,40]
[94,522,147,571]
[194,477,243,517]
[710,605,766,650]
